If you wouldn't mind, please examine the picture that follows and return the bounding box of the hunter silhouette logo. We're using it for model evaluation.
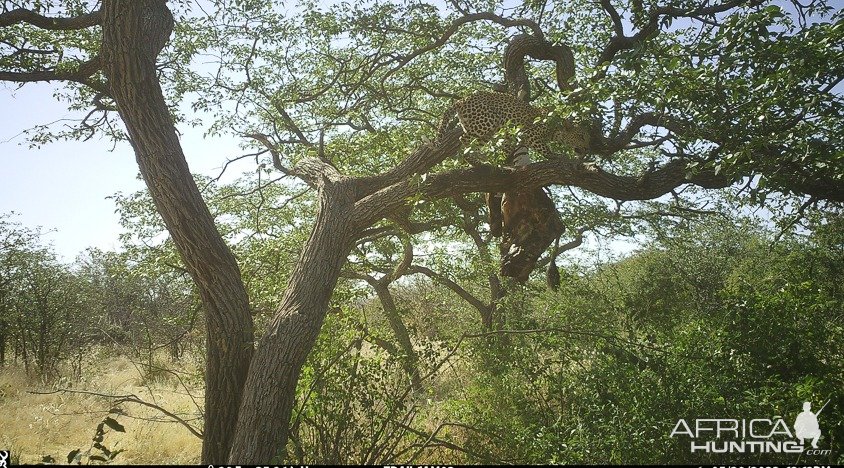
[794,400,828,449]
[0,450,9,468]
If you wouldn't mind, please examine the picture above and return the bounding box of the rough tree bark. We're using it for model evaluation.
[230,161,360,462]
[98,1,253,463]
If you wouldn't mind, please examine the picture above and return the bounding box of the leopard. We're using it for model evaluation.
[425,91,588,279]
[430,90,591,164]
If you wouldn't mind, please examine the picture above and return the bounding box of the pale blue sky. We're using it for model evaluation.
[0,82,249,261]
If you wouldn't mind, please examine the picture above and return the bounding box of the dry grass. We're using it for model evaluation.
[0,351,203,464]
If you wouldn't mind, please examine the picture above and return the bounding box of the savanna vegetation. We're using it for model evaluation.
[1,0,842,464]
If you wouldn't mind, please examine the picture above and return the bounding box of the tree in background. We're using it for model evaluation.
[76,249,200,376]
[0,214,86,378]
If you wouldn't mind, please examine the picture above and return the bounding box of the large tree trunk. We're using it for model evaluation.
[229,182,358,463]
[99,1,254,462]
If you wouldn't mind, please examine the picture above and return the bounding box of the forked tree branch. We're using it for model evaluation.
[596,0,757,71]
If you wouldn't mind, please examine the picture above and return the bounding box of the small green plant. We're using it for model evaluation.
[64,412,126,465]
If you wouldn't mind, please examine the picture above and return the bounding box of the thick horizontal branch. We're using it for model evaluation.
[785,177,844,203]
[0,8,101,30]
[354,158,730,227]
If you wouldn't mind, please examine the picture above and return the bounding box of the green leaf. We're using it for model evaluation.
[102,416,125,433]
[67,449,81,463]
